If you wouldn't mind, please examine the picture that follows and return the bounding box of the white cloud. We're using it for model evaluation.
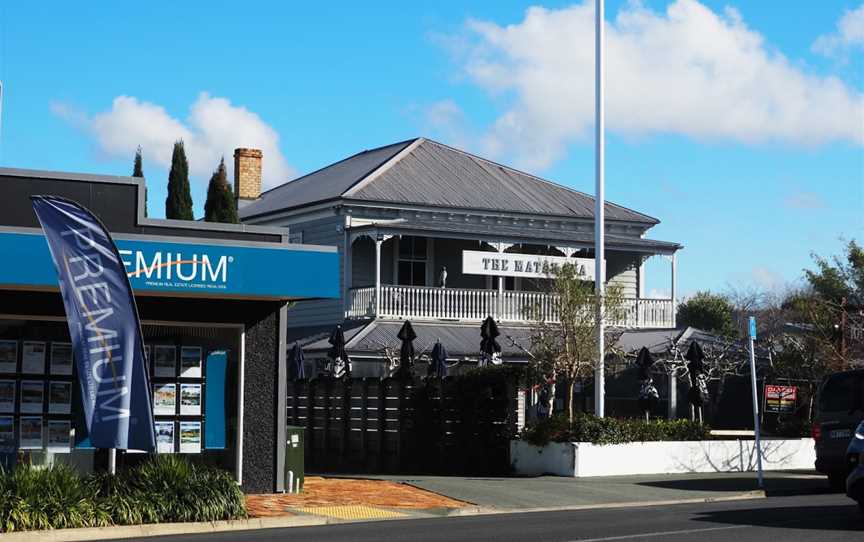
[448,0,864,170]
[812,3,864,57]
[51,93,294,189]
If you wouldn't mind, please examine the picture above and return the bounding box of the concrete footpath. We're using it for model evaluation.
[361,470,832,510]
[0,471,835,541]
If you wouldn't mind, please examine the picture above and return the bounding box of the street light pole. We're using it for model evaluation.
[594,0,606,418]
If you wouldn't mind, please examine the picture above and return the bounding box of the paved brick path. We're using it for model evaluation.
[246,477,468,518]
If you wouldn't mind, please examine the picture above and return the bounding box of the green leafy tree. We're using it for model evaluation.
[676,291,736,337]
[204,157,238,224]
[527,264,626,422]
[787,240,864,370]
[132,146,147,217]
[165,140,193,220]
[805,240,863,304]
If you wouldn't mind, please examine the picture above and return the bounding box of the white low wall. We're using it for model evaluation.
[510,438,816,477]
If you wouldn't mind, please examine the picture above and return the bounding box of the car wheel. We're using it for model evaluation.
[859,500,864,515]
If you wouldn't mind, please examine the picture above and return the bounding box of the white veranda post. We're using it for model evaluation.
[593,0,606,418]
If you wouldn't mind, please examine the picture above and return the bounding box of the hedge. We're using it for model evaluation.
[520,413,711,446]
[0,455,246,532]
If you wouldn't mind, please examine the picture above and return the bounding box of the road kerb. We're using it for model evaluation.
[441,489,767,517]
[0,515,331,542]
[0,489,767,541]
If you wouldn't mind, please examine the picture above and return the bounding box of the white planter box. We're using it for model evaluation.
[510,438,816,477]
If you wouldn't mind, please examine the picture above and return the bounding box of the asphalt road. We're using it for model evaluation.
[124,494,862,542]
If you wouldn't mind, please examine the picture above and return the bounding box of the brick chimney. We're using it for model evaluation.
[234,148,262,208]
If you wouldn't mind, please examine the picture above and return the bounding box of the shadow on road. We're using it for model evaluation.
[692,504,862,532]
[636,475,837,496]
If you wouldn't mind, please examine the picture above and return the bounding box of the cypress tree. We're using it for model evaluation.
[132,146,144,177]
[132,146,148,217]
[165,140,193,220]
[204,157,238,223]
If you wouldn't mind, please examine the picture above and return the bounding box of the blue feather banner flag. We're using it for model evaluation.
[31,196,155,452]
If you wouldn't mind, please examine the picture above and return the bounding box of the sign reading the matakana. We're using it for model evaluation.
[764,384,797,414]
[462,250,596,281]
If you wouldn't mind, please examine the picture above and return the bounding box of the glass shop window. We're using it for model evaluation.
[397,236,428,286]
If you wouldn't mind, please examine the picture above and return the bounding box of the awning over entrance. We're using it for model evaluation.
[348,219,681,255]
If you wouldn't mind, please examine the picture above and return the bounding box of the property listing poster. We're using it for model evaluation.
[48,382,72,414]
[19,381,43,413]
[153,384,176,416]
[154,346,176,377]
[180,384,202,416]
[179,421,201,453]
[0,416,13,451]
[180,347,202,378]
[0,380,14,413]
[0,341,16,373]
[46,420,71,452]
[155,421,175,454]
[50,342,73,375]
[21,341,46,374]
[19,416,42,449]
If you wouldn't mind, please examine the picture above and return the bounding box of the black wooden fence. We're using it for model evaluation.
[286,375,519,475]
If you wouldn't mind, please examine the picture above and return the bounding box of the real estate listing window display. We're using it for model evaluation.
[0,317,239,472]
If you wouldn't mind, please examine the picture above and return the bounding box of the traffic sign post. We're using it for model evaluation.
[748,316,764,488]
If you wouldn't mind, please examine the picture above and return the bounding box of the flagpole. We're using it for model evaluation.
[594,0,606,418]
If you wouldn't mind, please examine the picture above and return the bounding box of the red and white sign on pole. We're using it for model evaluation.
[765,385,798,414]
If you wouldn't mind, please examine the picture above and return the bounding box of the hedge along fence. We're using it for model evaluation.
[520,413,711,447]
[0,455,246,533]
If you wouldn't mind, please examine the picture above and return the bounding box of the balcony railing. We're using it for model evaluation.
[347,285,674,328]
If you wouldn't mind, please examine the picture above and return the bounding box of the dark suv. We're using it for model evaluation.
[814,369,864,488]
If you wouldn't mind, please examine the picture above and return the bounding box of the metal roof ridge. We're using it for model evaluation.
[417,138,660,224]
[342,138,425,197]
[255,138,418,200]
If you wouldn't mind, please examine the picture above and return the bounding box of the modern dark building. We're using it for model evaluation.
[0,166,340,493]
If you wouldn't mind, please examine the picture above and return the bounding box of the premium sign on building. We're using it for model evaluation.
[462,250,596,281]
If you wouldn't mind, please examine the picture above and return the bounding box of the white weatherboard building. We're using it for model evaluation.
[237,138,682,375]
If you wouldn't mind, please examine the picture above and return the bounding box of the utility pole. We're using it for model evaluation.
[594,0,606,417]
[748,316,764,488]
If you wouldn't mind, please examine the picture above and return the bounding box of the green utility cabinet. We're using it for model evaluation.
[285,426,305,493]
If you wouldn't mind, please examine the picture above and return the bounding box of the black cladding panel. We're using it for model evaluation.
[0,174,139,232]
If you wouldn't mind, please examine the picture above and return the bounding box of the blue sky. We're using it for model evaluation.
[0,0,861,299]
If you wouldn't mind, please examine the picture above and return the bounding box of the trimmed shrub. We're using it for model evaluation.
[520,413,711,446]
[0,455,246,533]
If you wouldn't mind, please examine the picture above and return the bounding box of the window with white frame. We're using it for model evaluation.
[397,236,427,286]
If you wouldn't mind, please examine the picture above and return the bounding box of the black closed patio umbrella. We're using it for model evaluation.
[635,346,659,420]
[479,315,502,367]
[685,340,709,421]
[396,320,416,379]
[327,324,350,378]
[289,341,306,380]
[428,339,448,379]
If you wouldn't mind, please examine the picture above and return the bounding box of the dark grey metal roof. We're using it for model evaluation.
[239,140,414,219]
[347,139,657,223]
[298,320,535,360]
[240,138,659,224]
[350,220,681,253]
